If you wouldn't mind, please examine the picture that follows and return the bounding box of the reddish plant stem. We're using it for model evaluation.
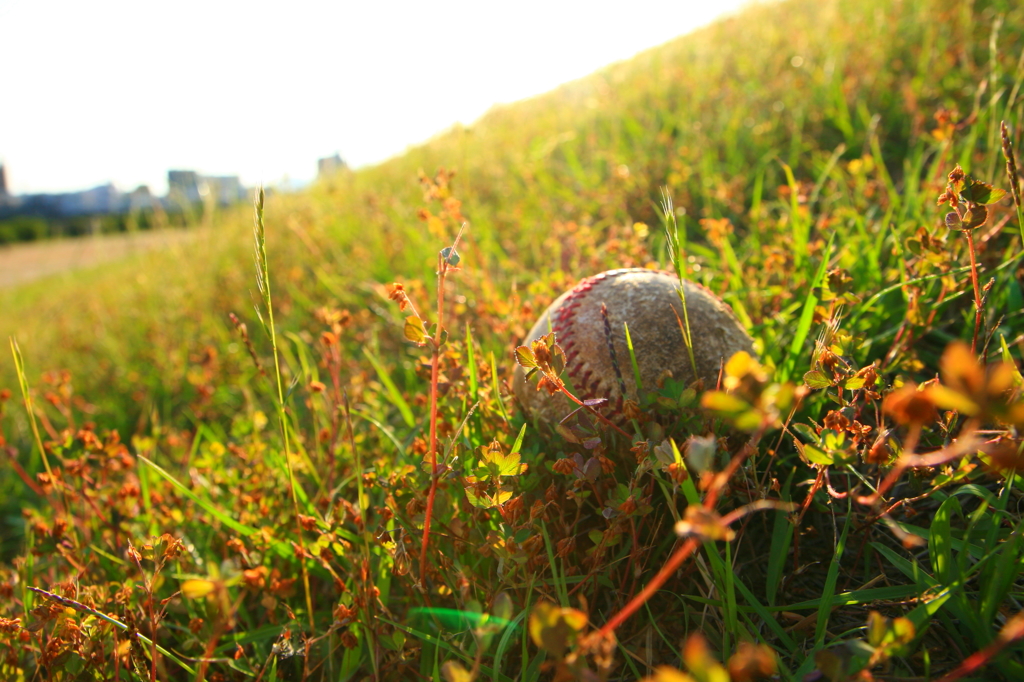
[597,538,699,638]
[418,226,464,589]
[419,258,444,589]
[855,423,985,508]
[964,229,983,353]
[936,613,1024,682]
[558,386,632,438]
[597,433,761,638]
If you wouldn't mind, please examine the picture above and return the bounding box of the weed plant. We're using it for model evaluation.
[3,0,1024,679]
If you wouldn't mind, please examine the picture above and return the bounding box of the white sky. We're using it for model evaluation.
[0,0,749,196]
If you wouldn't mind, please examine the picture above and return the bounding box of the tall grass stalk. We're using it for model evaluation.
[10,338,53,483]
[252,187,315,631]
[10,337,74,522]
[659,190,698,379]
[1001,121,1024,247]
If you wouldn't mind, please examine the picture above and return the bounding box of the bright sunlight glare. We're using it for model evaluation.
[0,0,751,195]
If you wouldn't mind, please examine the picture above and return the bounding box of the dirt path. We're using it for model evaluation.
[0,229,197,289]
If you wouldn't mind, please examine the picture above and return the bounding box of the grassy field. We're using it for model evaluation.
[2,0,1024,679]
[0,228,200,290]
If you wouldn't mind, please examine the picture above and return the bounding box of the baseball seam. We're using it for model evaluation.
[551,268,633,414]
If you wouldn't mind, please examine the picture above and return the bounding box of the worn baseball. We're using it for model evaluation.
[513,268,755,424]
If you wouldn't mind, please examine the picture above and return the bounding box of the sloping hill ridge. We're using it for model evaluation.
[2,0,1020,427]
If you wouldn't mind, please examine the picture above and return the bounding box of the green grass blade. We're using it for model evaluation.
[928,495,961,585]
[377,615,515,682]
[766,471,794,606]
[778,160,809,271]
[10,337,52,480]
[364,347,416,427]
[540,521,569,607]
[781,234,834,380]
[490,351,510,424]
[465,321,479,401]
[870,542,937,587]
[492,608,529,682]
[779,584,921,611]
[353,409,406,456]
[732,569,798,653]
[510,422,527,454]
[623,321,643,394]
[815,499,852,645]
[138,455,288,559]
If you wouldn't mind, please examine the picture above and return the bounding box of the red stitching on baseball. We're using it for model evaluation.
[551,269,641,410]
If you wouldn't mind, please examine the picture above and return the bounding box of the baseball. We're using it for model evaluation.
[513,268,755,424]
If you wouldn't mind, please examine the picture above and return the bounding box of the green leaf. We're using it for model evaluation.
[404,316,428,345]
[735,410,763,431]
[844,375,866,390]
[791,422,818,442]
[803,370,832,389]
[551,344,566,375]
[494,450,525,477]
[963,205,988,230]
[963,179,1007,205]
[700,391,749,415]
[515,346,538,369]
[464,484,494,509]
[802,444,833,465]
[494,484,514,505]
[435,327,449,348]
[440,246,460,266]
[380,629,407,651]
[944,212,963,230]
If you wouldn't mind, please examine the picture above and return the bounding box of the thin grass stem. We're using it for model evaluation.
[252,187,315,632]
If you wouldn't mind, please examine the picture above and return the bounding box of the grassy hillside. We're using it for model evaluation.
[2,0,1024,678]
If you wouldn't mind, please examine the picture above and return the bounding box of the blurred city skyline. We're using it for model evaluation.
[0,0,750,196]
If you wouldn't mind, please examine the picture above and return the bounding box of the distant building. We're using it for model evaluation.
[167,170,205,205]
[204,175,247,206]
[0,163,251,225]
[55,183,121,216]
[168,170,247,207]
[0,182,124,220]
[0,165,13,214]
[317,153,347,178]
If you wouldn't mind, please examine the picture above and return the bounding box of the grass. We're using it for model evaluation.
[2,0,1024,679]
